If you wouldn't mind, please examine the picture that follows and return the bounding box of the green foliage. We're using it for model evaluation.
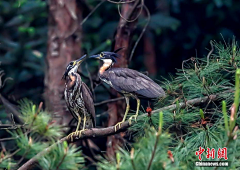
[0,99,84,170]
[38,143,84,170]
[18,99,63,140]
[99,40,240,169]
[0,0,47,101]
[9,129,48,159]
[149,13,181,31]
[0,157,16,170]
[99,128,179,170]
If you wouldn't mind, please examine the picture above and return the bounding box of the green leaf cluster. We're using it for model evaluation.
[0,0,47,101]
[0,99,84,170]
[39,142,84,170]
[99,40,240,169]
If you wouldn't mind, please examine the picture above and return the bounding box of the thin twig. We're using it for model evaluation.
[0,72,13,89]
[117,0,143,23]
[10,113,16,127]
[107,0,136,4]
[206,41,214,67]
[85,63,95,100]
[27,102,43,134]
[79,72,99,84]
[129,4,150,62]
[181,58,192,81]
[117,0,141,28]
[18,137,67,170]
[78,72,117,96]
[147,131,160,170]
[0,137,19,142]
[0,124,23,130]
[94,97,124,106]
[80,0,105,26]
[0,95,23,124]
[56,149,67,170]
[130,148,136,170]
[16,148,30,167]
[80,0,138,27]
[0,142,6,153]
[0,149,21,163]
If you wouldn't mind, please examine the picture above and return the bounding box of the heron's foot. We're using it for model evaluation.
[128,115,138,125]
[114,121,124,132]
[67,129,86,142]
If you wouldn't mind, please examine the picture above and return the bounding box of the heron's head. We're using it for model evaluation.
[89,48,123,64]
[62,54,87,80]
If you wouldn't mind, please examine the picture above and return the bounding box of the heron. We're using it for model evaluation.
[90,51,165,131]
[62,54,96,141]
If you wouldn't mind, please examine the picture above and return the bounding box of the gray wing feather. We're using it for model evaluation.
[104,68,165,99]
[81,82,96,127]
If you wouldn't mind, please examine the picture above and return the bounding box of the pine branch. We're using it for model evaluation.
[56,150,67,170]
[147,112,163,170]
[18,93,223,170]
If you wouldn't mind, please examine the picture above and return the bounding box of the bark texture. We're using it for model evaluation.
[106,0,140,159]
[44,0,82,125]
[144,34,157,76]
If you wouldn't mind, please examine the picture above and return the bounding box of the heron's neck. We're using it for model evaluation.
[99,59,113,75]
[65,72,81,90]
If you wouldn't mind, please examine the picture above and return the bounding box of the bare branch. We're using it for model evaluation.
[206,40,214,67]
[0,95,23,124]
[106,0,136,4]
[80,0,105,26]
[85,63,95,100]
[94,97,125,106]
[0,137,18,142]
[0,149,21,163]
[129,4,150,62]
[147,129,160,170]
[117,0,144,23]
[18,94,222,170]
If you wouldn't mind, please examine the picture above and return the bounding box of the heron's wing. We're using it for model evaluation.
[81,82,96,127]
[105,68,165,99]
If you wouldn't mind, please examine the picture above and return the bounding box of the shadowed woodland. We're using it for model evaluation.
[0,0,240,169]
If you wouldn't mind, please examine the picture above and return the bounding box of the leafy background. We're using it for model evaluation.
[1,0,240,103]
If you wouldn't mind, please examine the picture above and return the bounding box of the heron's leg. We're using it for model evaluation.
[129,96,140,125]
[67,116,82,142]
[75,116,81,132]
[122,97,130,122]
[114,96,130,131]
[76,115,87,138]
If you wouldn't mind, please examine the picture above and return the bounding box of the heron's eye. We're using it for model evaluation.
[69,62,74,65]
[100,53,104,58]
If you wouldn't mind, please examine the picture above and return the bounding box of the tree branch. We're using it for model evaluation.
[94,97,125,106]
[0,95,23,124]
[18,94,221,170]
[147,129,160,170]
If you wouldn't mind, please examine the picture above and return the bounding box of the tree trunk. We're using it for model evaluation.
[144,33,157,76]
[106,0,140,159]
[44,0,82,125]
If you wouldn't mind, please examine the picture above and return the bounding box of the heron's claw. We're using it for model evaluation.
[67,133,74,142]
[67,129,86,142]
[128,115,138,125]
[114,121,124,132]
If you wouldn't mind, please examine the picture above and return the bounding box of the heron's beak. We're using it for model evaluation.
[89,54,100,59]
[76,54,87,65]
